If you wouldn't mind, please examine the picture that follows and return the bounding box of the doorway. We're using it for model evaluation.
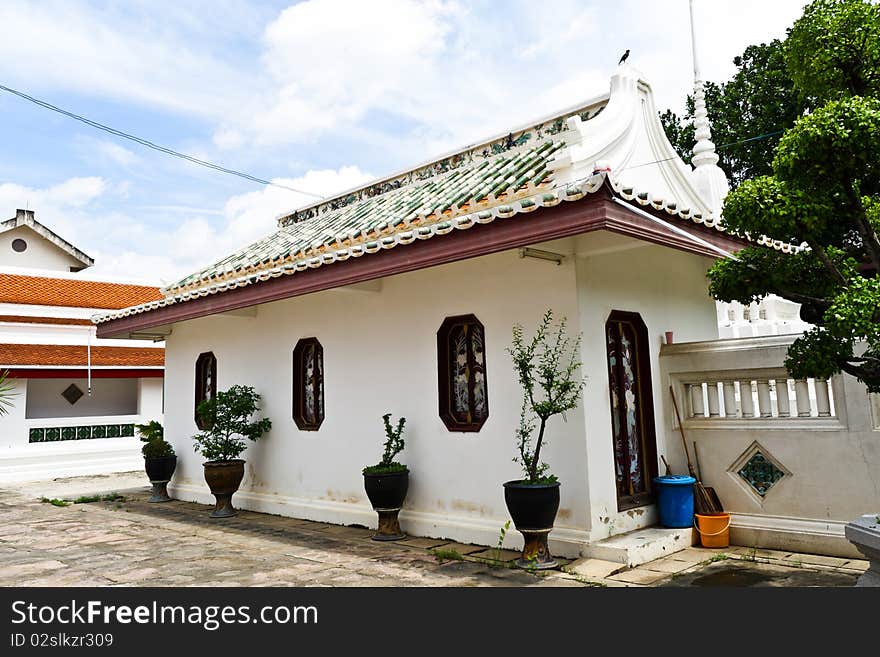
[605,310,658,510]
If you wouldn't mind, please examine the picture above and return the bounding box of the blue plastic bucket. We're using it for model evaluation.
[653,475,696,528]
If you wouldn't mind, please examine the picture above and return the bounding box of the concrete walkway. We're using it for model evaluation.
[0,473,869,587]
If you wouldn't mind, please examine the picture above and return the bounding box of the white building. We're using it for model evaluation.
[0,209,165,482]
[95,64,879,561]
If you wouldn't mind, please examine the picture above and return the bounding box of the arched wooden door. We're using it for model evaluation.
[605,311,658,510]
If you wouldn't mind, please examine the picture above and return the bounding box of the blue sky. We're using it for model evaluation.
[0,0,808,285]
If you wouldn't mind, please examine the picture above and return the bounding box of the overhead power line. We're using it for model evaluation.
[0,83,324,199]
[623,129,786,171]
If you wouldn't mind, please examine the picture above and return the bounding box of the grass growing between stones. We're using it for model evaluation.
[40,493,125,506]
[430,548,465,564]
[39,497,70,507]
[73,493,125,504]
[704,552,730,564]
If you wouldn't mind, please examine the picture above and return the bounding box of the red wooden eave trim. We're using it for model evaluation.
[97,190,749,338]
[4,368,164,379]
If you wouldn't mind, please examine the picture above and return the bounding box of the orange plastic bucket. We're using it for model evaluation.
[694,512,730,548]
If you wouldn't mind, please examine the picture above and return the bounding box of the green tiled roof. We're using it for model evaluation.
[170,137,568,292]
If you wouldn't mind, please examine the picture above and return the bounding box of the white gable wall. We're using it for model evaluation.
[0,226,85,272]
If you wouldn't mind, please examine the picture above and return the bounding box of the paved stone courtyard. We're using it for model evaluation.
[0,473,869,587]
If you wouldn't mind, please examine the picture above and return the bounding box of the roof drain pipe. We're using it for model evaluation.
[610,196,739,261]
[87,327,92,397]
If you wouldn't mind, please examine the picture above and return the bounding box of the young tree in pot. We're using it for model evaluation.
[136,420,176,503]
[362,414,408,541]
[192,385,272,518]
[505,310,584,569]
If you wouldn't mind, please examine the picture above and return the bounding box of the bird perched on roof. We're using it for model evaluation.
[618,49,630,65]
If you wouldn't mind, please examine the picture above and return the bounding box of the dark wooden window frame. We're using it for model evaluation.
[605,310,658,511]
[194,351,217,430]
[292,337,324,431]
[437,314,489,432]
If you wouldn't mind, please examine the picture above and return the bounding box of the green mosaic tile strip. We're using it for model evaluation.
[28,424,136,443]
[738,451,785,496]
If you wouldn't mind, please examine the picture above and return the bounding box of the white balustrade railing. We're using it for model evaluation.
[682,376,836,422]
[661,334,850,430]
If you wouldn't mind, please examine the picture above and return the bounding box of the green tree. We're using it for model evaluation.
[708,0,880,392]
[508,310,585,483]
[192,385,272,462]
[661,39,806,186]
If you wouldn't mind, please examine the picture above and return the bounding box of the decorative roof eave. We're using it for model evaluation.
[1,211,94,268]
[93,173,771,332]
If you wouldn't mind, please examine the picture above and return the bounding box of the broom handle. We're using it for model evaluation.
[669,386,697,478]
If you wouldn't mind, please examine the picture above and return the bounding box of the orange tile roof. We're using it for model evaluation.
[0,274,163,310]
[0,315,94,326]
[0,343,164,367]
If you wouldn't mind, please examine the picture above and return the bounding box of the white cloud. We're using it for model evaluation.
[0,177,106,217]
[93,141,140,167]
[87,166,374,283]
[213,0,457,146]
[0,1,257,120]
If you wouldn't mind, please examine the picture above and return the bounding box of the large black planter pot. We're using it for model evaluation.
[203,460,245,518]
[363,469,409,541]
[503,480,561,569]
[144,455,177,503]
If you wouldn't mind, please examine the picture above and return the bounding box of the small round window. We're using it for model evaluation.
[11,238,27,253]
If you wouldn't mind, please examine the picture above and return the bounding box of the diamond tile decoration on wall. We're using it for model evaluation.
[738,452,784,496]
[728,441,791,498]
[61,383,84,405]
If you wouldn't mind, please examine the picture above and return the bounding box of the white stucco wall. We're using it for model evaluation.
[574,242,719,540]
[165,248,591,553]
[0,376,164,482]
[0,226,83,272]
[138,378,163,417]
[162,239,721,555]
[25,378,139,419]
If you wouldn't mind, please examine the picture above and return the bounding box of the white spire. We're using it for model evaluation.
[688,0,729,216]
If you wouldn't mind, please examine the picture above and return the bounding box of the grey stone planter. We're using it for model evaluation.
[844,514,880,587]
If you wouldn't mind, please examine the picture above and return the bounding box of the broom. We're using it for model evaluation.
[669,385,723,515]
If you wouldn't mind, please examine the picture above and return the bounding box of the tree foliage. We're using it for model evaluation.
[785,0,880,101]
[660,39,806,186]
[192,385,272,462]
[708,0,880,392]
[0,370,14,417]
[507,309,585,483]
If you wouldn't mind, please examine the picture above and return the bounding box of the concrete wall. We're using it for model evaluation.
[0,226,83,272]
[25,378,138,419]
[162,239,721,556]
[574,242,719,540]
[660,335,880,558]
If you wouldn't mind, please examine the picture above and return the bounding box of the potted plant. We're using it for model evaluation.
[192,385,272,518]
[504,309,584,569]
[362,413,408,541]
[135,420,176,503]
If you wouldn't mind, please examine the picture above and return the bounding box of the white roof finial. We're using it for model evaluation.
[688,0,729,216]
